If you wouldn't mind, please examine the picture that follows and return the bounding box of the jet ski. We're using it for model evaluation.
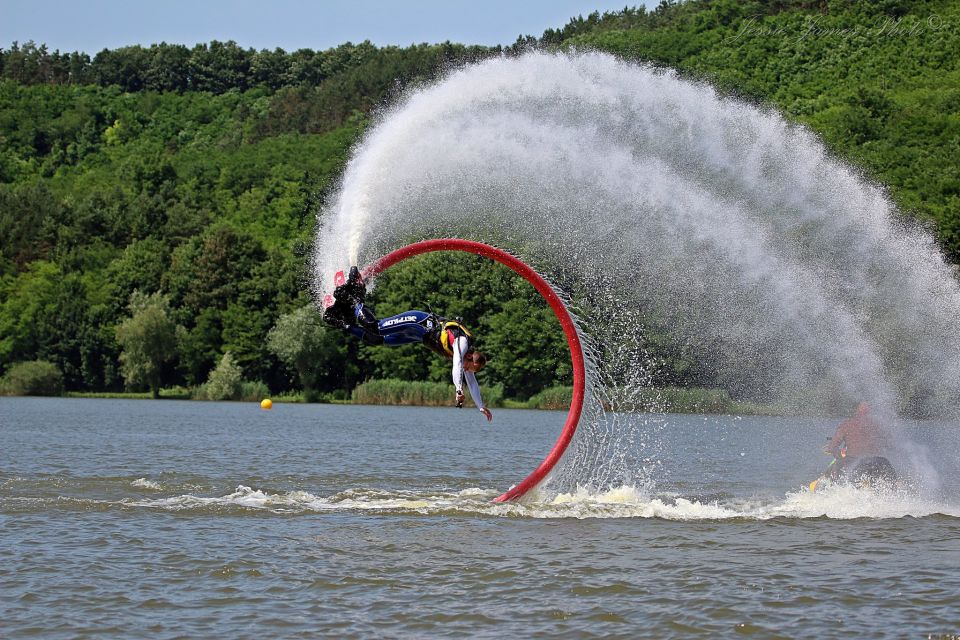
[808,438,898,492]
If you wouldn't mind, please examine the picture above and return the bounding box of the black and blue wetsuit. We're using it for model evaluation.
[321,267,487,414]
[347,308,435,347]
[346,303,486,411]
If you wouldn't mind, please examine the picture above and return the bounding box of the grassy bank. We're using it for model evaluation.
[54,381,779,415]
[503,386,576,410]
[350,378,505,408]
[506,385,778,415]
[66,389,192,400]
[63,388,344,403]
[619,387,776,416]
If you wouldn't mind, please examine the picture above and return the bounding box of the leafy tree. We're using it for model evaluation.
[0,261,62,372]
[115,291,179,397]
[105,237,170,312]
[44,272,92,389]
[483,298,570,400]
[198,351,244,401]
[165,223,266,316]
[187,41,251,93]
[0,360,64,396]
[267,304,356,395]
[177,308,222,386]
[220,247,303,386]
[0,182,59,274]
[79,305,121,390]
[143,44,191,92]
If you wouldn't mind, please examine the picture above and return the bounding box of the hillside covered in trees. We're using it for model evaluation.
[1,0,958,402]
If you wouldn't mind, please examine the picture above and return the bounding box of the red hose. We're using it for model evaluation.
[363,239,586,502]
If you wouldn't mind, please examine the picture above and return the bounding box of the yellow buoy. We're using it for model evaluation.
[260,398,273,410]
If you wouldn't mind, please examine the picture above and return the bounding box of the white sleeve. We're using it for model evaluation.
[464,370,485,411]
[451,335,467,392]
[452,335,484,409]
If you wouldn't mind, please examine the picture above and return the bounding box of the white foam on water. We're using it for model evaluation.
[128,485,319,512]
[767,483,960,520]
[131,478,163,490]
[121,484,960,521]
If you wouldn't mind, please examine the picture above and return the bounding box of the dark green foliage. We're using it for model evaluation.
[0,360,64,396]
[165,224,265,314]
[2,40,496,133]
[0,183,60,275]
[483,298,571,400]
[1,0,958,401]
[267,304,357,394]
[177,308,223,387]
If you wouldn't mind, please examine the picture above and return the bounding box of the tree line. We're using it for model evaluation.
[0,39,494,94]
[2,0,958,402]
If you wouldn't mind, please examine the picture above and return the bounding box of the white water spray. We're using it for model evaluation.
[313,51,960,494]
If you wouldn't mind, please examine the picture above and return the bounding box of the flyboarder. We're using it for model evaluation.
[323,267,493,422]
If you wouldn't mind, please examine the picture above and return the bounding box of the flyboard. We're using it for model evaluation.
[323,239,586,503]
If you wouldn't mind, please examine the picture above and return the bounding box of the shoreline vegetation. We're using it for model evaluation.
[1,358,775,414]
[38,380,783,415]
[3,2,958,415]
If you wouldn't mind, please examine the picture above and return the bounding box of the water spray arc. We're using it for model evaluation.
[315,51,960,495]
[361,239,586,503]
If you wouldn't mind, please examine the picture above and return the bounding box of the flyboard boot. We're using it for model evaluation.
[322,266,365,328]
[340,266,366,305]
[323,267,383,344]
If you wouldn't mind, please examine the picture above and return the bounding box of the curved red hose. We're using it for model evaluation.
[363,239,586,502]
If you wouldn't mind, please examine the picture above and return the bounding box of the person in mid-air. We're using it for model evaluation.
[323,267,493,422]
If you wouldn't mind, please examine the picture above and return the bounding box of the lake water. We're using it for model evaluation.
[2,398,959,638]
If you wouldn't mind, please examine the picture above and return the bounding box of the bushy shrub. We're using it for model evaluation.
[351,378,448,405]
[0,360,64,396]
[158,386,192,400]
[195,352,244,401]
[192,355,272,402]
[239,380,270,402]
[484,384,504,408]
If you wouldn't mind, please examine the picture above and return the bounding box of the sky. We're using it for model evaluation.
[2,0,644,54]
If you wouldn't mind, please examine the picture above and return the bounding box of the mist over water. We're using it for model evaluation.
[313,51,960,495]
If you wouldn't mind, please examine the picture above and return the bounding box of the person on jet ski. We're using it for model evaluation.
[825,402,885,459]
[323,267,493,422]
[823,402,892,482]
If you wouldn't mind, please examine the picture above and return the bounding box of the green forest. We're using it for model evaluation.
[1,0,958,403]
